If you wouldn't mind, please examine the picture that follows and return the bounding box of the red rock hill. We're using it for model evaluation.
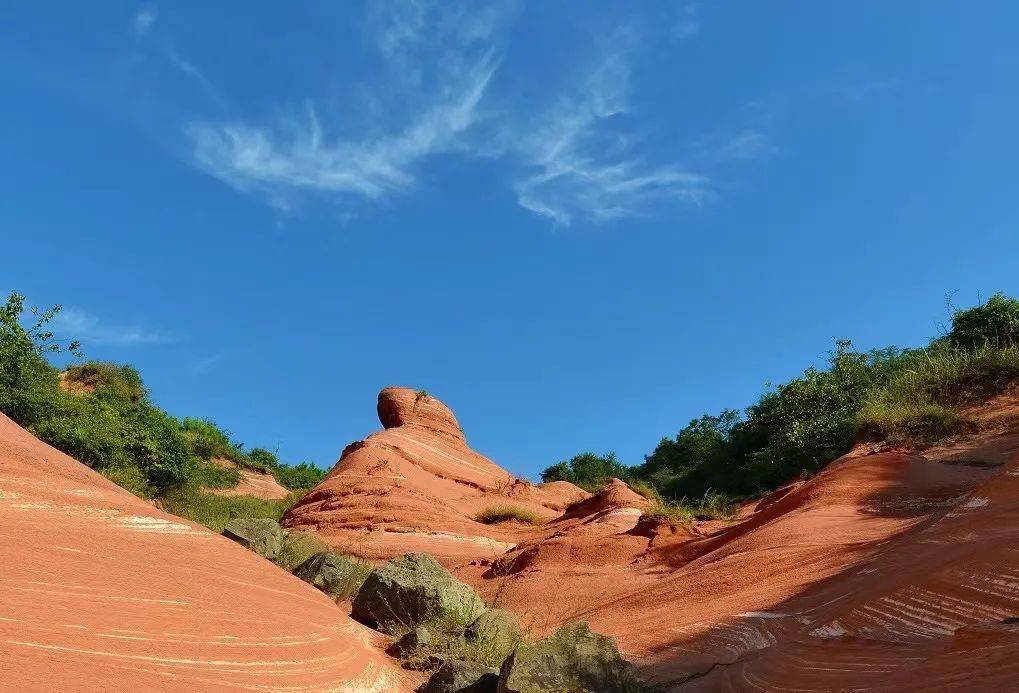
[0,412,407,691]
[282,386,587,563]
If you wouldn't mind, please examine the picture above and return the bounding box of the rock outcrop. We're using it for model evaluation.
[283,387,588,563]
[222,517,284,559]
[498,622,641,693]
[352,552,486,633]
[0,411,406,691]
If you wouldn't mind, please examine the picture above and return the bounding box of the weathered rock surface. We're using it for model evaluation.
[0,412,406,691]
[498,622,641,693]
[277,528,329,570]
[352,552,486,632]
[420,658,499,693]
[387,625,432,659]
[293,550,368,598]
[283,387,588,564]
[222,517,283,560]
[465,609,522,664]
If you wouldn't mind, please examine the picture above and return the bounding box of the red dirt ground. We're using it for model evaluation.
[0,412,412,692]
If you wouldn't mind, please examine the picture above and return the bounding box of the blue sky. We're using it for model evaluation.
[3,2,1018,478]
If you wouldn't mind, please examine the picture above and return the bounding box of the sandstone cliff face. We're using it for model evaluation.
[282,387,588,564]
[0,411,406,692]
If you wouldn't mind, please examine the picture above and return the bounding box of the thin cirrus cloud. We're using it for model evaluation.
[51,307,171,346]
[179,2,749,226]
[513,48,709,225]
[134,4,157,36]
[185,2,502,211]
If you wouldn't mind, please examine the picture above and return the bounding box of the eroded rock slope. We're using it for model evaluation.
[0,412,406,691]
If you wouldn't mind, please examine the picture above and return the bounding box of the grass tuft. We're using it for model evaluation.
[160,487,303,533]
[474,505,542,525]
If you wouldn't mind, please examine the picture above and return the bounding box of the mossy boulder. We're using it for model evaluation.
[293,551,369,599]
[277,530,328,570]
[497,622,643,693]
[222,518,283,560]
[419,659,499,693]
[465,609,522,665]
[351,552,485,633]
[387,626,432,659]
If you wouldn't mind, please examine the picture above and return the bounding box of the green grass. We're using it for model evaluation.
[275,530,329,571]
[632,479,736,524]
[857,344,1019,444]
[474,505,543,525]
[160,487,303,533]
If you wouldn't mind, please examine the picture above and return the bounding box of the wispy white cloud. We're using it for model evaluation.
[187,2,503,209]
[513,47,709,225]
[164,46,226,109]
[134,4,157,36]
[174,2,759,226]
[191,352,225,374]
[51,307,170,346]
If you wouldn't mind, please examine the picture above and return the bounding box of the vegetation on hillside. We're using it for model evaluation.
[541,451,628,491]
[0,291,326,527]
[543,292,1019,513]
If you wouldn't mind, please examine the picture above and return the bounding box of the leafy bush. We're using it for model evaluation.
[273,461,326,491]
[248,447,279,470]
[474,505,542,525]
[181,417,250,465]
[62,362,144,402]
[541,452,628,491]
[948,292,1019,350]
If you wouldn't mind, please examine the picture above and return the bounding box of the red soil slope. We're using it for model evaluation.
[283,387,587,564]
[463,426,1019,690]
[207,457,292,501]
[0,412,408,692]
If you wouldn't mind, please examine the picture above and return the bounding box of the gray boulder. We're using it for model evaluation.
[222,518,283,560]
[419,659,499,693]
[387,626,432,659]
[465,609,522,665]
[293,551,370,599]
[498,622,643,693]
[277,530,329,571]
[351,552,486,633]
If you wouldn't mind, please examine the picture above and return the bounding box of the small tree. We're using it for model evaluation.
[0,291,80,424]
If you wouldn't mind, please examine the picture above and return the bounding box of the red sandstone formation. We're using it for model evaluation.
[207,457,291,501]
[282,386,588,563]
[459,404,1019,690]
[0,412,409,691]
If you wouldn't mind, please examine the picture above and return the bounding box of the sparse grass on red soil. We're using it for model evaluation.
[475,505,543,525]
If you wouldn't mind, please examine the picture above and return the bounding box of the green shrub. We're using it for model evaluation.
[949,292,1019,350]
[541,452,628,491]
[63,362,144,402]
[190,460,242,489]
[248,447,279,471]
[474,505,542,525]
[273,461,326,491]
